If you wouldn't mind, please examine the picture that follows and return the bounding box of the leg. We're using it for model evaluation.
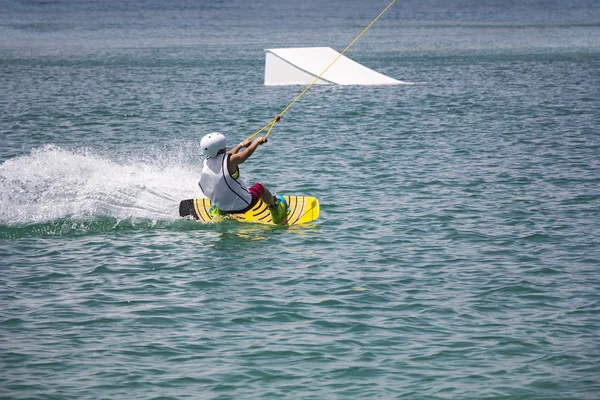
[248,182,275,208]
[257,183,288,224]
[258,182,276,207]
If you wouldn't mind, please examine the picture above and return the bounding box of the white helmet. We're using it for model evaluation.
[200,132,227,157]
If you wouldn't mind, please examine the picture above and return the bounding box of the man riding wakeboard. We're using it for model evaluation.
[198,132,289,223]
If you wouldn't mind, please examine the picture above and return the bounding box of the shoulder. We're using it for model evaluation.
[229,152,244,165]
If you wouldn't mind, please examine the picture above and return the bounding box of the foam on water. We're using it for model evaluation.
[0,144,204,226]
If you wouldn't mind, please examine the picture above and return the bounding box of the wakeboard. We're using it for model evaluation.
[179,196,320,226]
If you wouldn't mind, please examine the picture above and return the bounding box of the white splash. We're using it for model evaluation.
[0,145,204,225]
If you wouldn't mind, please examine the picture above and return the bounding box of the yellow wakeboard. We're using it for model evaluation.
[179,196,320,226]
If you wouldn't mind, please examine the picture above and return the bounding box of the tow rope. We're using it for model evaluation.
[245,0,397,142]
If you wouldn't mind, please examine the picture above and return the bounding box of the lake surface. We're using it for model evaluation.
[1,0,599,398]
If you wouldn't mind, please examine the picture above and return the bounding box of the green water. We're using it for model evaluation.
[1,0,600,398]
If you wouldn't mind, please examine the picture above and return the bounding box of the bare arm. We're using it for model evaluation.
[228,137,266,173]
[228,140,250,155]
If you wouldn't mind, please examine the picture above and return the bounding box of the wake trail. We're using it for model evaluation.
[0,145,204,226]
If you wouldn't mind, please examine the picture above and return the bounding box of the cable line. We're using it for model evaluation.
[245,0,397,141]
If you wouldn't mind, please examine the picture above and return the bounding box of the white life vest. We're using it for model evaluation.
[198,153,252,212]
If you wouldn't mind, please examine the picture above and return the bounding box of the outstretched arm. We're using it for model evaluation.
[228,140,250,155]
[228,137,266,170]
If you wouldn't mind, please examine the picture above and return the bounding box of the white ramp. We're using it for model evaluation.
[265,47,406,86]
